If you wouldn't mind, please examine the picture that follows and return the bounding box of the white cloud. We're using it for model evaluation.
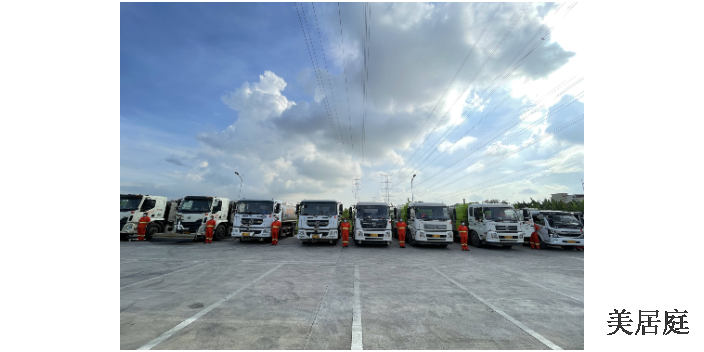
[220,71,295,121]
[438,136,477,154]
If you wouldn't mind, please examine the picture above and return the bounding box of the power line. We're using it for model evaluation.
[390,3,532,182]
[294,2,344,158]
[387,3,504,175]
[416,88,584,189]
[425,113,585,193]
[337,2,356,166]
[390,2,578,184]
[312,2,348,157]
[393,71,583,188]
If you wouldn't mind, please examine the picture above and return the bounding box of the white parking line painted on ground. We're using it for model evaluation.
[511,276,583,303]
[351,265,363,350]
[137,264,283,350]
[464,258,583,303]
[433,267,563,350]
[120,263,206,290]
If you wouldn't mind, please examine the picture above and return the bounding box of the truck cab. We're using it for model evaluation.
[531,210,584,249]
[120,194,169,241]
[402,202,453,247]
[296,200,342,245]
[351,202,392,245]
[151,196,233,241]
[231,199,296,242]
[464,203,524,248]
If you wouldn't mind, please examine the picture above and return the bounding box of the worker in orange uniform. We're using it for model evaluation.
[341,219,350,248]
[458,222,470,251]
[397,218,407,248]
[205,215,216,244]
[137,212,150,241]
[530,222,541,250]
[271,216,281,246]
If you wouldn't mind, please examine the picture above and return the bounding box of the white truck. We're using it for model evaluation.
[151,196,234,242]
[530,210,584,249]
[463,203,524,248]
[350,202,393,245]
[231,199,297,242]
[400,202,454,247]
[120,194,170,241]
[296,199,343,245]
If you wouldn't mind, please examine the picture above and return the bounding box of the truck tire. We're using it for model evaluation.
[470,231,483,248]
[146,223,159,241]
[538,236,548,249]
[213,225,225,241]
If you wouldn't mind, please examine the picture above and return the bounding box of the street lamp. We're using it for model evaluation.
[411,174,416,202]
[235,171,243,200]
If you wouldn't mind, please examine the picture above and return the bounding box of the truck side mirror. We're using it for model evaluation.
[338,204,343,215]
[452,208,457,219]
[275,203,281,213]
[295,204,300,215]
[393,208,398,218]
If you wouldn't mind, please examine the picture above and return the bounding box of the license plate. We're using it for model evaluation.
[432,235,440,238]
[370,234,378,237]
[243,233,250,236]
[183,231,190,234]
[567,240,576,243]
[312,235,320,239]
[505,236,514,239]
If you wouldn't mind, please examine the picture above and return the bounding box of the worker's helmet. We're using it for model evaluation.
[143,212,148,216]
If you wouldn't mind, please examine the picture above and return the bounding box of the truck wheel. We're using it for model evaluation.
[146,223,159,241]
[470,231,483,248]
[213,225,225,241]
[538,236,547,249]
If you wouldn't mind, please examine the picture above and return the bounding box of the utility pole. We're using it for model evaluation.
[352,177,361,202]
[581,179,584,191]
[381,173,393,205]
[411,174,417,203]
[234,171,243,200]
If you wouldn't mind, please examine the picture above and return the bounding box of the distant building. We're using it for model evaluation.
[551,193,584,203]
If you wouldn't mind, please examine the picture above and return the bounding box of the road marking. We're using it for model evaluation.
[137,264,283,350]
[464,258,583,303]
[433,267,563,350]
[120,263,205,290]
[120,259,138,264]
[351,265,363,350]
[518,279,583,303]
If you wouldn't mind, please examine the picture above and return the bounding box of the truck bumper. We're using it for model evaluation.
[548,238,584,246]
[355,231,392,244]
[484,232,524,245]
[151,232,201,240]
[298,231,338,242]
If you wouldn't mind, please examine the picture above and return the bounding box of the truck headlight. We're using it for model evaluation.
[298,230,304,236]
[262,229,270,233]
[198,225,206,233]
[357,231,363,237]
[385,231,391,237]
[419,231,425,238]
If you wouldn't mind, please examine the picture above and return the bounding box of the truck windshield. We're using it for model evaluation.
[415,206,450,220]
[358,205,388,218]
[238,201,274,214]
[301,202,337,216]
[484,207,519,221]
[120,196,142,211]
[179,198,213,213]
[546,214,582,228]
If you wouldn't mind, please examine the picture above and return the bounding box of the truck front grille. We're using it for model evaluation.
[307,220,330,227]
[241,218,263,225]
[495,225,518,231]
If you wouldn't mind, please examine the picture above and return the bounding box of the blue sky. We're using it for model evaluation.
[121,2,585,206]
